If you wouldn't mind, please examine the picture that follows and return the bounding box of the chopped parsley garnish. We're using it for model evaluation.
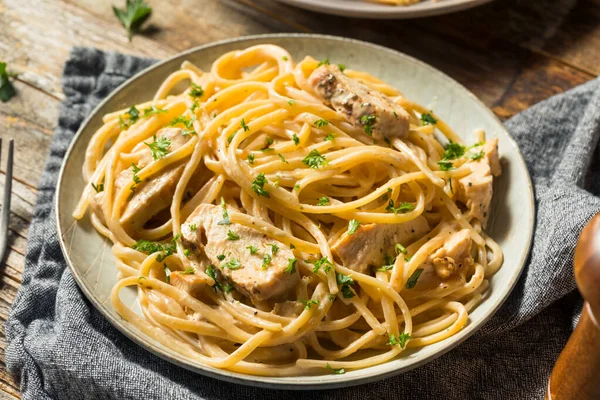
[91,180,104,193]
[241,118,250,132]
[163,264,171,283]
[337,64,346,72]
[169,115,195,136]
[311,257,333,273]
[189,83,204,98]
[316,197,330,206]
[301,299,319,310]
[294,184,300,191]
[287,99,295,106]
[324,133,335,141]
[326,363,345,374]
[386,200,415,214]
[181,267,194,275]
[132,239,175,262]
[375,264,394,272]
[112,0,152,41]
[317,58,330,67]
[189,223,197,231]
[313,119,329,128]
[292,133,300,145]
[127,106,140,123]
[128,184,137,200]
[438,160,454,171]
[216,254,226,261]
[336,273,354,286]
[290,243,296,249]
[142,105,166,117]
[145,135,170,160]
[226,230,240,241]
[183,249,191,257]
[246,245,258,255]
[302,149,327,169]
[282,56,289,61]
[131,163,142,184]
[469,150,484,161]
[285,258,297,274]
[268,244,279,255]
[359,114,376,135]
[341,285,355,299]
[251,173,270,197]
[205,265,222,290]
[420,112,437,125]
[0,62,17,102]
[395,243,407,255]
[262,253,272,270]
[387,333,410,347]
[347,219,360,235]
[406,268,424,289]
[223,258,242,270]
[443,142,466,160]
[247,154,255,164]
[190,100,200,113]
[278,153,288,164]
[217,197,230,225]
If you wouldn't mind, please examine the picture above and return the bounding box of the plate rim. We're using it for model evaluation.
[55,33,535,390]
[273,0,495,19]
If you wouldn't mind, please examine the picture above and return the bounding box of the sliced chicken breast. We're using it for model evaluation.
[309,65,410,141]
[331,216,431,273]
[181,204,299,303]
[429,229,474,280]
[170,271,207,298]
[455,138,502,227]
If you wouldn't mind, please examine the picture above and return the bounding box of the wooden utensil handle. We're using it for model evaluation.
[546,213,600,400]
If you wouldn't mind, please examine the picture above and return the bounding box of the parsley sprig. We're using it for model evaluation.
[0,62,17,103]
[251,173,270,198]
[302,149,327,169]
[112,0,152,41]
[145,135,171,160]
[386,200,415,214]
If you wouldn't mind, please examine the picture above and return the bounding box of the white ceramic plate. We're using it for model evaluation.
[274,0,494,19]
[55,34,534,390]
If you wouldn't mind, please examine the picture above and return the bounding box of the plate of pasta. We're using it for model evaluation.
[56,34,534,389]
[273,0,494,19]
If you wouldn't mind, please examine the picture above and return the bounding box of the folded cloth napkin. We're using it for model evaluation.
[6,47,600,400]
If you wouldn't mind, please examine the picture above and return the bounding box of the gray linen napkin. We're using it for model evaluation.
[6,47,600,400]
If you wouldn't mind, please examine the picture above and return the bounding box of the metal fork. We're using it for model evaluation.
[0,139,14,262]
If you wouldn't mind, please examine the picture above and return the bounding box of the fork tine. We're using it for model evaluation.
[0,139,13,262]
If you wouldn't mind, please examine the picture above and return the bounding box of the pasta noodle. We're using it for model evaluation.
[73,44,503,376]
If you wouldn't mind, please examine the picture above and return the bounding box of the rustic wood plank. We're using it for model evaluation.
[0,0,174,97]
[63,0,287,51]
[0,82,59,135]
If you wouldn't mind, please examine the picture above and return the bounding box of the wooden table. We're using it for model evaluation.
[0,0,598,397]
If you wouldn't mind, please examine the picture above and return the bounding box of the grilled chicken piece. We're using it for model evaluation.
[331,216,430,273]
[170,271,207,298]
[273,301,304,318]
[309,65,410,141]
[429,229,474,280]
[181,204,299,303]
[455,138,502,227]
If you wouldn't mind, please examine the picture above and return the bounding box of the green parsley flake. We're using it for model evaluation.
[301,299,319,310]
[347,219,360,235]
[421,112,437,125]
[91,180,104,193]
[395,243,407,255]
[326,363,345,374]
[181,267,194,275]
[241,118,250,132]
[316,197,330,206]
[189,223,197,231]
[223,259,242,270]
[216,254,226,261]
[282,56,289,61]
[359,114,376,135]
[0,62,17,102]
[313,119,329,128]
[217,197,230,225]
[287,99,295,106]
[406,268,424,289]
[142,105,167,117]
[132,239,175,262]
[247,154,255,164]
[285,258,297,274]
[341,285,355,299]
[311,257,333,274]
[324,133,335,141]
[438,160,454,171]
[337,64,346,72]
[278,153,288,164]
[317,58,330,67]
[386,200,415,214]
[189,83,204,98]
[302,149,327,169]
[246,245,259,255]
[292,133,300,145]
[145,135,171,160]
[262,253,272,270]
[268,244,279,255]
[469,150,484,161]
[252,173,270,197]
[226,230,240,241]
[164,264,171,283]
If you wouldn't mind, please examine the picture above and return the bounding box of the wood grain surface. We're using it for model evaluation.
[0,0,598,397]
